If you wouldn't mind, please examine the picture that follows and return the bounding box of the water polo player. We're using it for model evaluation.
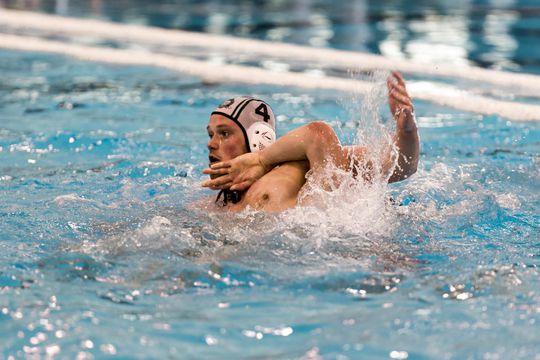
[202,71,420,212]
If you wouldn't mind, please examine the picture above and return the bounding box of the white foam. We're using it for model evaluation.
[53,193,119,209]
[54,193,93,205]
[494,193,521,210]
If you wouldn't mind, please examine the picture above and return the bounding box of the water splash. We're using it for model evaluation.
[274,73,399,252]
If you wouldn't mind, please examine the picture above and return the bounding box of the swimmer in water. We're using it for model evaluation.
[201,71,419,212]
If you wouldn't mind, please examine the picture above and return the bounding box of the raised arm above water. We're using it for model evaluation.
[202,71,419,190]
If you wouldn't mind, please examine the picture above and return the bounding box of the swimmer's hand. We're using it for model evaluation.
[202,152,271,191]
[387,71,416,133]
[385,71,419,182]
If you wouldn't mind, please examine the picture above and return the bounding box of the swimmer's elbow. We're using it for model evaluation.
[306,121,335,142]
[407,156,419,176]
[388,158,418,183]
[405,163,418,180]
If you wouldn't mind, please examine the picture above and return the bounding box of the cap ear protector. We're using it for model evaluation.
[246,122,276,152]
[211,97,276,153]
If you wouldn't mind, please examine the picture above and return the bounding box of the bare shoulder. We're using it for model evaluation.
[242,160,309,211]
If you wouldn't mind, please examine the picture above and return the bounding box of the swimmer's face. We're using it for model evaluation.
[207,114,247,178]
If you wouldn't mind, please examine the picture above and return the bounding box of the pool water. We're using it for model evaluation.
[1,1,540,359]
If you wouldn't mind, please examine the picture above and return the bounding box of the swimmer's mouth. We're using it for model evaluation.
[208,155,220,165]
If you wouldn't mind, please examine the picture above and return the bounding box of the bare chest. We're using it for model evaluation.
[227,161,308,212]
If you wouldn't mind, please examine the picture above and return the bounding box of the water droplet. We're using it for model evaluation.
[81,340,94,349]
[273,327,293,336]
[45,344,61,356]
[390,350,408,359]
[205,335,218,345]
[100,344,116,355]
[456,292,472,301]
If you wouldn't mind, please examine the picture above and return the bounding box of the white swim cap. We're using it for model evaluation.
[211,96,276,152]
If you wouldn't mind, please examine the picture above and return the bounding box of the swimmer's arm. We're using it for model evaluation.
[383,71,420,183]
[257,71,419,183]
[202,113,414,191]
[203,121,353,191]
[252,113,418,185]
[259,121,348,170]
[341,72,419,183]
[203,72,419,189]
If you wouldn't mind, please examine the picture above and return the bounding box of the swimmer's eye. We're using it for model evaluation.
[219,130,230,138]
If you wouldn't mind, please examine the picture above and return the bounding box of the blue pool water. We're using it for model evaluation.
[1,1,540,359]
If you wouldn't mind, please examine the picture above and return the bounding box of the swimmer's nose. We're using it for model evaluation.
[207,135,218,150]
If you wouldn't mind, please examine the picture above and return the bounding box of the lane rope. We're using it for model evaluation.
[2,34,540,121]
[1,8,539,95]
[1,9,539,121]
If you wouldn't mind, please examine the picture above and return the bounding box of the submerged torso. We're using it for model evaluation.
[224,160,310,212]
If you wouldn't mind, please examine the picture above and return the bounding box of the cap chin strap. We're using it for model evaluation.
[215,189,241,206]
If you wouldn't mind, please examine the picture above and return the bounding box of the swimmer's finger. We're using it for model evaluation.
[210,161,231,169]
[391,82,409,97]
[391,71,406,87]
[210,176,233,187]
[390,89,412,107]
[388,87,412,109]
[203,167,229,176]
[201,175,232,188]
[389,72,406,91]
[391,91,413,108]
[388,80,410,98]
[202,183,232,190]
[386,77,397,91]
[200,179,214,188]
[209,182,233,190]
[230,180,252,192]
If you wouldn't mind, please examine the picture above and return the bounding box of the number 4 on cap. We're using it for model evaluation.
[255,104,270,123]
